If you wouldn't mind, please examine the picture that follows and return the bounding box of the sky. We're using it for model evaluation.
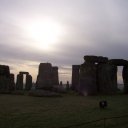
[0,0,128,83]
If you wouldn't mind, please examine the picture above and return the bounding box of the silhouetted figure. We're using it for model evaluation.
[99,101,107,109]
[66,81,69,90]
[60,81,63,86]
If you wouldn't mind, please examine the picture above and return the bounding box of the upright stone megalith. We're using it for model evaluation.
[123,66,128,93]
[36,63,59,90]
[97,64,117,94]
[52,66,59,85]
[26,74,32,90]
[0,65,9,90]
[9,73,15,90]
[16,73,23,90]
[79,62,97,96]
[71,65,80,91]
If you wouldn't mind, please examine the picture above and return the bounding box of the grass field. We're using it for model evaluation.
[0,92,128,128]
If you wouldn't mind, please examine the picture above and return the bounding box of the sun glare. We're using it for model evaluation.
[25,19,63,50]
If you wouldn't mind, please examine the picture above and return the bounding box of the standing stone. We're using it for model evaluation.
[79,63,97,96]
[0,75,5,90]
[0,65,10,90]
[26,74,32,90]
[9,73,15,90]
[36,63,53,89]
[97,64,117,94]
[71,65,80,91]
[0,65,10,77]
[16,74,23,90]
[52,66,59,85]
[123,66,128,93]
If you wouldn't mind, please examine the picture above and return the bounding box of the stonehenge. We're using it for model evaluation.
[0,63,59,93]
[72,55,128,95]
[0,56,128,96]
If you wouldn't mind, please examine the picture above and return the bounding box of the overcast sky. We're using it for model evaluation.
[0,0,128,83]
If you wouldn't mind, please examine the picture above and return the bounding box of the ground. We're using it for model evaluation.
[0,92,128,128]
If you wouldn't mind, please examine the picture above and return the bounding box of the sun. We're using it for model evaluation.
[25,19,63,50]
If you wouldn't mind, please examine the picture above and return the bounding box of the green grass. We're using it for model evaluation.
[0,92,128,128]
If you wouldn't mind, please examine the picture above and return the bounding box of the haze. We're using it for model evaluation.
[0,0,128,83]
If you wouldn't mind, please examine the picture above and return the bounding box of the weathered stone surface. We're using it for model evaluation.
[25,74,32,90]
[0,65,13,91]
[123,66,128,93]
[73,55,128,95]
[0,65,10,77]
[16,74,23,90]
[84,55,108,64]
[71,65,80,91]
[79,63,97,96]
[108,59,128,93]
[36,63,53,89]
[0,76,9,90]
[52,66,59,85]
[9,73,15,90]
[97,56,108,63]
[36,63,59,90]
[97,64,117,94]
[84,55,98,64]
[109,59,128,66]
[19,72,29,75]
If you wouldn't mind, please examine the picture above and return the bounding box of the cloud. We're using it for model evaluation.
[0,0,128,82]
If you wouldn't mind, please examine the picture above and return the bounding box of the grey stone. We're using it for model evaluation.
[84,55,108,64]
[97,64,117,94]
[36,63,53,89]
[79,63,97,96]
[9,73,15,90]
[84,55,98,64]
[109,59,128,66]
[71,65,80,91]
[72,55,128,96]
[0,65,13,91]
[123,66,128,93]
[26,74,32,90]
[52,66,59,85]
[36,63,59,90]
[16,74,23,90]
